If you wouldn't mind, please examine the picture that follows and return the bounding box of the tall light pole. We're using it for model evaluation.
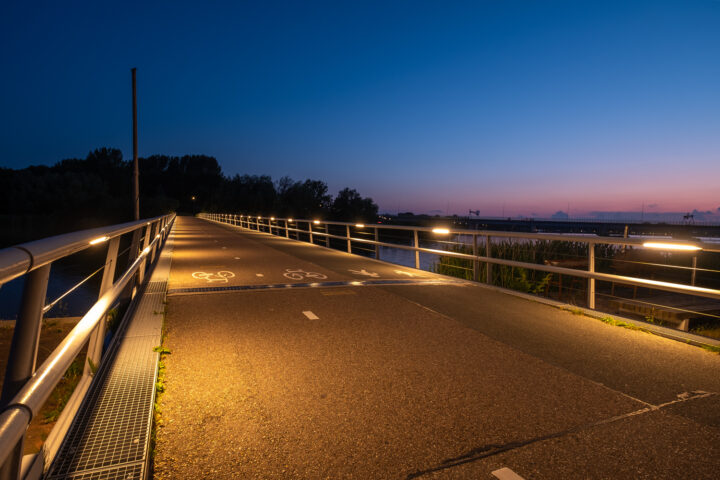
[131,67,139,220]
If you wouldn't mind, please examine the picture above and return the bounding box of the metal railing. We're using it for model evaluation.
[0,213,175,479]
[200,212,720,312]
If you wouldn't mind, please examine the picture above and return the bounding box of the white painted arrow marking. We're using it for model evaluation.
[348,268,380,277]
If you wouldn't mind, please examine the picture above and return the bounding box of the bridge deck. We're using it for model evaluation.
[153,216,720,479]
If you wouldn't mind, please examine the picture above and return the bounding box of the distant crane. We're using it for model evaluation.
[468,209,480,216]
[683,212,695,224]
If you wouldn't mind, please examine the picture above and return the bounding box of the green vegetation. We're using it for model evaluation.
[598,315,648,332]
[150,309,170,461]
[41,358,83,423]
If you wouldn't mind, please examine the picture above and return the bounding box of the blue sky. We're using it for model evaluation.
[1,1,719,217]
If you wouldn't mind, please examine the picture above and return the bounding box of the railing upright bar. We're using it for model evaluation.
[285,220,289,238]
[309,221,314,244]
[588,243,596,309]
[472,234,479,282]
[136,224,152,287]
[325,225,331,248]
[150,222,160,263]
[0,263,51,479]
[375,227,380,260]
[413,229,420,269]
[346,225,352,253]
[84,236,121,377]
[486,235,492,285]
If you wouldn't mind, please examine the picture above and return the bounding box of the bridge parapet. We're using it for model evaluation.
[0,214,174,479]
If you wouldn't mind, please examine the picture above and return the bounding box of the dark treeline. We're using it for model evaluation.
[1,147,377,246]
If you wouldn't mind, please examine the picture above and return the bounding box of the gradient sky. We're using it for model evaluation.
[1,1,719,217]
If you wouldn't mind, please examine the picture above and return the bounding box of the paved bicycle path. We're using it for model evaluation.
[154,217,720,479]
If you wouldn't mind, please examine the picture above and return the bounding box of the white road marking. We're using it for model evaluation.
[303,311,319,320]
[348,268,380,277]
[234,257,241,260]
[491,467,525,480]
[191,271,235,283]
[394,270,416,277]
[256,273,264,277]
[283,269,328,280]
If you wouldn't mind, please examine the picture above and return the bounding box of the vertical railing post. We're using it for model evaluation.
[308,222,314,244]
[136,224,152,287]
[325,225,330,248]
[588,242,596,309]
[374,227,380,260]
[0,263,51,480]
[472,234,479,282]
[691,256,697,286]
[413,229,420,269]
[285,220,289,238]
[486,235,492,285]
[149,222,160,263]
[346,225,352,253]
[84,236,121,376]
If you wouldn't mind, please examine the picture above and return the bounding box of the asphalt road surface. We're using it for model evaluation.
[153,216,720,479]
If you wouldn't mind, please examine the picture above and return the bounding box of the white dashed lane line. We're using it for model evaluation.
[491,467,525,480]
[256,273,264,277]
[303,311,319,320]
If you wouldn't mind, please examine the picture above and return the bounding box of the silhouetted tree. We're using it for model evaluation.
[330,188,378,222]
[0,149,378,247]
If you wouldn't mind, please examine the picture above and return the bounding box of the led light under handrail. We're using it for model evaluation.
[313,220,321,224]
[642,241,701,252]
[355,224,365,228]
[432,228,450,235]
[89,236,109,245]
[287,218,294,222]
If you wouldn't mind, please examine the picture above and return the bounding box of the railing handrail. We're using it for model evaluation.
[0,213,175,476]
[0,215,171,286]
[200,213,720,305]
[221,214,720,252]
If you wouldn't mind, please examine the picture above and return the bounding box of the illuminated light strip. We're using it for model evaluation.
[355,223,365,228]
[432,228,450,234]
[89,236,109,245]
[643,242,701,251]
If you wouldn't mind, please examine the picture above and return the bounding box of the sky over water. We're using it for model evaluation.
[1,1,719,218]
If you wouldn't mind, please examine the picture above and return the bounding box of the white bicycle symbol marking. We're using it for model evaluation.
[282,269,328,281]
[192,271,236,283]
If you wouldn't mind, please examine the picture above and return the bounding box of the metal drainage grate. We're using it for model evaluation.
[45,237,174,479]
[53,463,142,480]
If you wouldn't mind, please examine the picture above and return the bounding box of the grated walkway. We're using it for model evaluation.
[44,232,174,480]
